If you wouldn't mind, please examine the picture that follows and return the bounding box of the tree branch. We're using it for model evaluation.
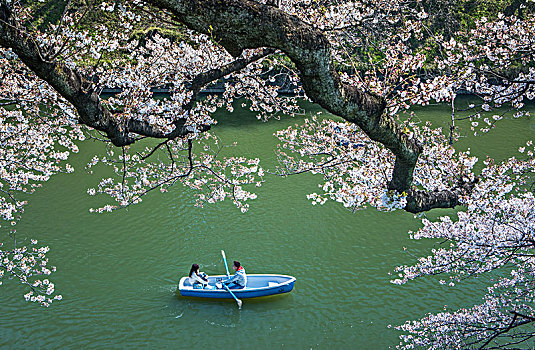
[0,3,207,146]
[146,0,422,193]
[477,311,535,349]
[1,1,477,213]
[184,47,276,110]
[405,176,478,213]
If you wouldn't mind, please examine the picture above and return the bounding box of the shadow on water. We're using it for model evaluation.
[1,99,534,348]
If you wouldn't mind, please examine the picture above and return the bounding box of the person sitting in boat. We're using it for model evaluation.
[189,263,209,288]
[221,260,247,289]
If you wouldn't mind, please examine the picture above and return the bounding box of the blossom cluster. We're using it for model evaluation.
[85,132,264,213]
[0,239,61,307]
[394,140,535,348]
[431,12,535,135]
[2,2,535,339]
[0,50,84,225]
[275,114,476,211]
[223,56,304,121]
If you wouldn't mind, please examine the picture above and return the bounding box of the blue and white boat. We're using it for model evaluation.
[178,274,296,299]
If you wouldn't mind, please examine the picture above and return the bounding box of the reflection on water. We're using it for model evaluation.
[0,102,533,348]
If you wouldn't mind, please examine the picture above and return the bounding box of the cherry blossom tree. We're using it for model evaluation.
[1,0,535,347]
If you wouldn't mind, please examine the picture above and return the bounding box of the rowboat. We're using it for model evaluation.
[178,274,296,299]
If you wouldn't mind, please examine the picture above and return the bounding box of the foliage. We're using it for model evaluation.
[1,0,535,348]
[0,239,62,307]
[394,145,535,348]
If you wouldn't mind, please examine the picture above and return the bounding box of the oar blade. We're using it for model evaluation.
[222,283,243,310]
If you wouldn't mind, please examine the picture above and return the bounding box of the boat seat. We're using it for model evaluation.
[268,282,278,287]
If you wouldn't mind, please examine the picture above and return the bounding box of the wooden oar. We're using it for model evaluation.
[221,250,242,309]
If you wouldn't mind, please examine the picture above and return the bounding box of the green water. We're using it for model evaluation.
[1,101,534,349]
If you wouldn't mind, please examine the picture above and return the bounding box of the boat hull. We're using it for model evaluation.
[178,274,296,299]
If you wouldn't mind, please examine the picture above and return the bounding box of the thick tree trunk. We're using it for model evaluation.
[147,0,477,211]
[147,0,422,192]
[0,0,475,212]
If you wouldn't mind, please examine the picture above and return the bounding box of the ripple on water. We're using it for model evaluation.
[1,104,518,348]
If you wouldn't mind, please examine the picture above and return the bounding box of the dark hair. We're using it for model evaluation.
[233,261,241,268]
[189,263,199,277]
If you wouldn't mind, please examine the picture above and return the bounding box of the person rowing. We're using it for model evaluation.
[221,260,247,289]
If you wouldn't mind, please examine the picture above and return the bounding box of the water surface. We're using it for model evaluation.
[1,100,533,349]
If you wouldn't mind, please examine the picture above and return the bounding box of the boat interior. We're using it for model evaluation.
[181,274,292,289]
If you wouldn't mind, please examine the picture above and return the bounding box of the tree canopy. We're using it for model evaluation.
[1,0,535,348]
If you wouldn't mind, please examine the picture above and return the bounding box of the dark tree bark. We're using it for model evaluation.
[0,0,475,212]
[0,3,212,146]
[145,0,473,211]
[146,0,417,183]
[184,48,276,110]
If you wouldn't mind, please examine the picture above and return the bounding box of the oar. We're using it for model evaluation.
[221,250,242,309]
[221,250,231,278]
[223,283,243,309]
